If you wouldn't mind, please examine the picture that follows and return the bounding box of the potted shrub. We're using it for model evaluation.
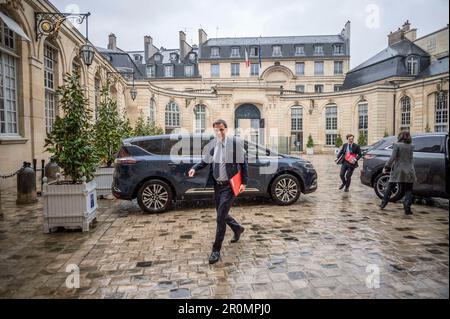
[335,134,343,155]
[133,110,164,137]
[93,82,126,198]
[43,73,99,233]
[306,134,314,155]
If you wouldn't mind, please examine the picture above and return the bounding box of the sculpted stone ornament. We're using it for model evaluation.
[0,0,24,11]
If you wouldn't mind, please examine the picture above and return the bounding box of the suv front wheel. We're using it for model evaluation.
[374,173,405,202]
[270,174,301,206]
[137,179,173,213]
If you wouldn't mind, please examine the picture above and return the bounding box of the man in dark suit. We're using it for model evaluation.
[188,119,248,264]
[336,134,363,192]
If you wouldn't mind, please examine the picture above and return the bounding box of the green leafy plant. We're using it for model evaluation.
[306,134,314,148]
[425,124,431,133]
[94,81,125,167]
[133,111,164,137]
[335,134,343,148]
[45,73,98,183]
[121,116,133,139]
[384,131,390,138]
[358,131,367,146]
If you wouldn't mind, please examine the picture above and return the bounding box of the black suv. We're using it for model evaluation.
[361,133,449,201]
[112,134,318,213]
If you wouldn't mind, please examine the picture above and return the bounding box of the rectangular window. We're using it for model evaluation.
[295,85,305,93]
[325,105,338,146]
[164,65,174,77]
[334,85,342,92]
[231,47,240,58]
[231,63,240,76]
[184,65,194,77]
[250,63,259,76]
[358,102,368,145]
[314,45,324,56]
[146,65,155,78]
[0,52,18,134]
[295,62,305,76]
[211,64,220,77]
[272,46,282,57]
[210,47,220,58]
[334,61,343,74]
[295,46,305,56]
[1,23,15,51]
[314,84,324,93]
[44,43,57,134]
[333,44,343,55]
[435,92,448,132]
[314,61,324,75]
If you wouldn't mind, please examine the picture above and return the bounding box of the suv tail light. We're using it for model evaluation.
[364,154,376,160]
[114,157,140,165]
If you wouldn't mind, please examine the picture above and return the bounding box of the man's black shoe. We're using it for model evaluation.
[339,184,345,190]
[209,251,220,264]
[231,227,245,243]
[344,188,349,192]
[379,201,387,210]
[405,209,413,215]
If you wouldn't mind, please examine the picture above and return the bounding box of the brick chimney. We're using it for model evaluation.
[144,35,156,62]
[108,33,117,50]
[179,31,192,60]
[198,28,207,45]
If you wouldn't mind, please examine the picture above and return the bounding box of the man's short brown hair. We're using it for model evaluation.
[213,119,228,128]
[346,134,354,140]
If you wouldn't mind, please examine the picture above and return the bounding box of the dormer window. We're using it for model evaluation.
[146,65,155,78]
[170,53,178,62]
[406,56,419,76]
[231,47,240,58]
[153,54,161,62]
[164,65,174,77]
[250,46,259,57]
[333,44,343,55]
[295,45,305,56]
[211,47,220,58]
[314,45,324,56]
[189,52,196,61]
[272,45,282,57]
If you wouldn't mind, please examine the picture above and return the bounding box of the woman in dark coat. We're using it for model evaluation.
[379,130,417,215]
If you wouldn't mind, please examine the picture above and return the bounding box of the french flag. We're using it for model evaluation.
[245,48,250,68]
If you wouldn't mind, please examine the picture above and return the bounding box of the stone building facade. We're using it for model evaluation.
[0,0,448,191]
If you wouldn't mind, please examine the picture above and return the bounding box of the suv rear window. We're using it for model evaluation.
[412,136,443,153]
[133,139,163,155]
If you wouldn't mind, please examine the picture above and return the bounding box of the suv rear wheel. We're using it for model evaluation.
[374,173,405,202]
[270,174,301,206]
[137,180,173,213]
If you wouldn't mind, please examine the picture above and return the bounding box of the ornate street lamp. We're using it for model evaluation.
[107,71,138,101]
[35,12,94,66]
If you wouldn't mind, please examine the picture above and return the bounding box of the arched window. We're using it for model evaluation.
[325,104,338,146]
[406,56,419,76]
[291,106,303,152]
[435,91,448,132]
[165,101,180,134]
[358,102,368,145]
[44,41,58,134]
[400,96,411,131]
[149,98,156,123]
[194,104,206,133]
[0,19,19,135]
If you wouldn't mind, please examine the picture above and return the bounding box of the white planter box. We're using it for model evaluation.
[306,147,314,155]
[94,166,114,197]
[42,179,97,233]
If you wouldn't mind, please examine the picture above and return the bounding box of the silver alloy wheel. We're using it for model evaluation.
[142,183,169,210]
[274,177,299,203]
[376,175,399,198]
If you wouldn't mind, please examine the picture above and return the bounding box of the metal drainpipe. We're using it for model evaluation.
[393,92,396,135]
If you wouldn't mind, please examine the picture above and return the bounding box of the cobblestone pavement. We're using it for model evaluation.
[0,155,448,299]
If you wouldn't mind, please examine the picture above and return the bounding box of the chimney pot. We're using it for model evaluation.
[108,33,117,50]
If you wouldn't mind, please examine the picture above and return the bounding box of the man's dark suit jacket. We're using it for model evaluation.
[192,136,249,188]
[336,143,363,167]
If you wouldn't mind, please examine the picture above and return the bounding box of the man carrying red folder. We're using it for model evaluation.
[188,119,248,265]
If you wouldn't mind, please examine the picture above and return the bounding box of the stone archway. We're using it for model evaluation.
[234,104,264,145]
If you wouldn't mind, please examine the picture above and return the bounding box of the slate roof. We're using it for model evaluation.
[342,39,435,90]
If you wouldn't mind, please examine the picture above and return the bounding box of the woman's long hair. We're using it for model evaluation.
[397,130,412,144]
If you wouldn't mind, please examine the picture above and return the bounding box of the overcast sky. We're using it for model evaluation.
[55,0,449,68]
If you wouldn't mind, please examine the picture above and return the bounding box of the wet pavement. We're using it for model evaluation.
[0,155,448,299]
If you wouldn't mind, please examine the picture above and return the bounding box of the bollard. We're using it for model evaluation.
[16,162,38,205]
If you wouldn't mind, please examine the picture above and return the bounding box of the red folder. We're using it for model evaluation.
[229,171,242,197]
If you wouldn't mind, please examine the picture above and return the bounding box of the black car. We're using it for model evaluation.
[112,134,318,213]
[360,133,449,201]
